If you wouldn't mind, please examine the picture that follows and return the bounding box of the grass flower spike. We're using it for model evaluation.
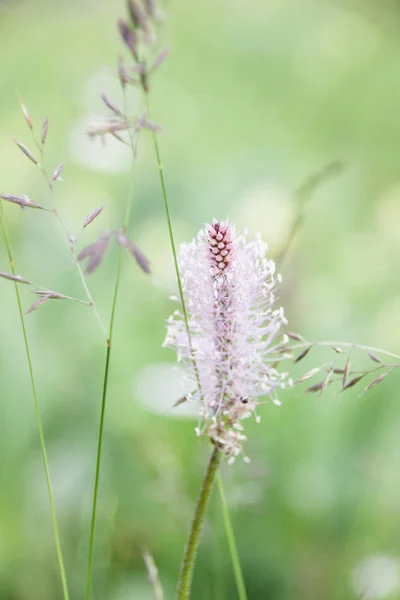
[164,220,290,459]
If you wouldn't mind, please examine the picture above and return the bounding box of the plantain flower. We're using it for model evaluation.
[164,220,289,459]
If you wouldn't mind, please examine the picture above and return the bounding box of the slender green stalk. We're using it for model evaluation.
[85,161,137,600]
[144,96,196,364]
[216,474,248,600]
[145,93,248,600]
[177,447,222,600]
[0,202,70,600]
[85,341,111,600]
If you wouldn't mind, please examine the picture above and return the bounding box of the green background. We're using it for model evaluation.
[1,0,400,598]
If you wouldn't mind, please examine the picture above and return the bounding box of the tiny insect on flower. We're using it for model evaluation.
[164,219,290,458]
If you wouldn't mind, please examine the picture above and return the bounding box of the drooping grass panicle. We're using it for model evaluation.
[9,101,151,336]
[8,105,109,339]
[0,266,90,315]
[280,339,400,396]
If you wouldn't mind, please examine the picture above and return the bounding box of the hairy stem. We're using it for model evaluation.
[177,447,222,600]
[216,473,248,600]
[0,202,70,600]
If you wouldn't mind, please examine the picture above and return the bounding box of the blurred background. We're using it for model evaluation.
[1,0,400,598]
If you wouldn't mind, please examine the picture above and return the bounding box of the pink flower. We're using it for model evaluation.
[164,220,289,458]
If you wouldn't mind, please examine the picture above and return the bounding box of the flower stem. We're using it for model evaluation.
[0,202,70,600]
[216,473,248,600]
[145,94,248,600]
[177,446,222,600]
[85,162,137,600]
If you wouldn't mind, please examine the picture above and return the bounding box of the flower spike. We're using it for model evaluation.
[164,220,290,459]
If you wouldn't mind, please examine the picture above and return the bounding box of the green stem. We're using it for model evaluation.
[0,203,70,600]
[85,341,111,600]
[177,446,222,600]
[85,161,137,600]
[145,93,248,600]
[144,96,199,382]
[216,474,248,600]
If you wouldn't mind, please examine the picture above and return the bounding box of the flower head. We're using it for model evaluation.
[164,220,289,459]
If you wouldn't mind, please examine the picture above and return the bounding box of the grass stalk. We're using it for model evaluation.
[216,473,248,600]
[144,96,196,359]
[85,342,111,600]
[0,202,70,600]
[85,159,137,600]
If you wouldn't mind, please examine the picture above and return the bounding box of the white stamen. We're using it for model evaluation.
[164,219,288,458]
